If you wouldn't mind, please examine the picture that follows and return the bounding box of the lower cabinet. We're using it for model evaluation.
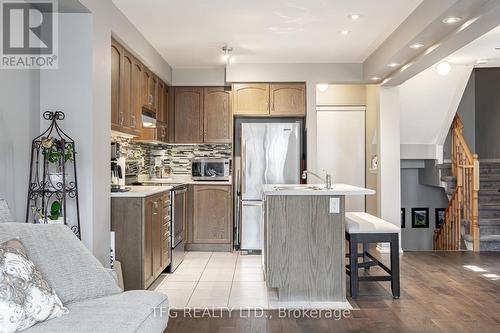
[111,191,171,290]
[186,184,233,251]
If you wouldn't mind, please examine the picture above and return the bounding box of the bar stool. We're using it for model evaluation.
[345,212,400,299]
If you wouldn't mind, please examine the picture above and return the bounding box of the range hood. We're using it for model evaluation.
[141,108,156,128]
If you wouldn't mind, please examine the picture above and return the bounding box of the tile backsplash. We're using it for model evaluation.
[112,137,232,176]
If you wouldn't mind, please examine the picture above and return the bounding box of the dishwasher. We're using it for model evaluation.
[169,185,187,272]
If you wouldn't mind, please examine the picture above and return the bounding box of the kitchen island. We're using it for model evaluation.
[262,184,375,304]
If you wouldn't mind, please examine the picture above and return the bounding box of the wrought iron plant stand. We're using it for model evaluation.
[25,111,81,239]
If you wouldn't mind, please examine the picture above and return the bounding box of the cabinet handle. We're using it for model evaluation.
[153,202,158,214]
[119,112,124,125]
[149,94,153,105]
[131,115,136,127]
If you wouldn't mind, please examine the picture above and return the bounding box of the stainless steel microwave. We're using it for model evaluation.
[192,158,230,181]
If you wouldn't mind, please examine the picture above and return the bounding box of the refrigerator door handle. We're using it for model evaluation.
[241,139,247,195]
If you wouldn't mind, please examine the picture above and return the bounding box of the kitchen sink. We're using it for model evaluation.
[273,185,325,191]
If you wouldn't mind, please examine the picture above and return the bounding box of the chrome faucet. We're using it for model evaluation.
[301,169,332,189]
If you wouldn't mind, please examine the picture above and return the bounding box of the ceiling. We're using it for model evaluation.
[448,24,500,67]
[112,0,423,68]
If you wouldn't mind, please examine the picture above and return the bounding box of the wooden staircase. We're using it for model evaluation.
[433,115,480,251]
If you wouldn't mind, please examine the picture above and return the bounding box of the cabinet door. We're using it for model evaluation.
[157,81,165,122]
[174,87,204,143]
[121,50,134,131]
[232,83,269,115]
[192,185,232,244]
[143,197,154,287]
[150,75,158,113]
[131,57,143,134]
[270,83,306,116]
[204,87,232,143]
[111,41,122,130]
[141,67,152,109]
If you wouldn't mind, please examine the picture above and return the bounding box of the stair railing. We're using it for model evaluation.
[434,115,480,251]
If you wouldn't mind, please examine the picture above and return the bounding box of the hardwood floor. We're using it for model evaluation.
[165,251,500,333]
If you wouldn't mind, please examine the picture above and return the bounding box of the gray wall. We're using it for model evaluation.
[401,168,449,251]
[0,70,40,221]
[475,68,500,159]
[443,71,476,159]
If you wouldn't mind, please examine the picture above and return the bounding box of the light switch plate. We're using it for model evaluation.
[329,197,340,213]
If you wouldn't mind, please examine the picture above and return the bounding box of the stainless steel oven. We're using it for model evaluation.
[191,158,230,181]
[169,185,187,272]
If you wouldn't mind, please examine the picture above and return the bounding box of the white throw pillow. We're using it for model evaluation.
[0,238,68,332]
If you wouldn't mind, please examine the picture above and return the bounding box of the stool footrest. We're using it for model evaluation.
[358,276,392,282]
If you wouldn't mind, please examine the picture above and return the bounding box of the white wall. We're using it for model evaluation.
[399,64,473,159]
[377,87,401,250]
[173,68,226,86]
[0,70,40,220]
[226,62,363,175]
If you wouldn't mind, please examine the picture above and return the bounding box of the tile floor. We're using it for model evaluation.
[151,251,352,310]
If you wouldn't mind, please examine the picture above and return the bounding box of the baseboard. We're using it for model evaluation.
[185,243,233,252]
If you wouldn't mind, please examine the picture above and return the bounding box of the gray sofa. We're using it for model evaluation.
[0,222,169,333]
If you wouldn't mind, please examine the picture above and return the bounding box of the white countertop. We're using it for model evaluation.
[111,185,173,198]
[262,184,376,196]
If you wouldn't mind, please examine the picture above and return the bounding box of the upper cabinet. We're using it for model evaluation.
[173,87,232,144]
[232,82,306,117]
[174,87,204,143]
[232,83,269,116]
[111,39,169,139]
[204,87,232,143]
[111,40,140,135]
[269,84,306,116]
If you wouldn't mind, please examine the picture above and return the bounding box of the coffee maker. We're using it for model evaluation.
[111,142,127,191]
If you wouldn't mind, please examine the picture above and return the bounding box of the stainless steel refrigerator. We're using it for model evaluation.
[235,122,302,251]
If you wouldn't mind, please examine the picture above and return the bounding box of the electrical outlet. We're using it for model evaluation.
[329,197,340,213]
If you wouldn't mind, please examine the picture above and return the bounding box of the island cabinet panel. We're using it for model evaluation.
[111,192,171,291]
[269,83,306,116]
[204,87,232,143]
[265,195,346,302]
[174,87,204,143]
[232,83,269,115]
[187,185,232,251]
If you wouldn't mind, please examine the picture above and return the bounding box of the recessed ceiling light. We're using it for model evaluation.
[436,61,451,75]
[317,83,329,92]
[371,77,380,81]
[443,16,461,24]
[339,30,351,36]
[409,43,424,49]
[387,62,400,68]
[348,14,361,20]
[476,59,488,65]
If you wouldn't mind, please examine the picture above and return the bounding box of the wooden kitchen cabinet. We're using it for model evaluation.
[174,87,204,143]
[157,82,169,123]
[232,82,306,117]
[111,191,171,290]
[204,87,232,143]
[111,40,122,131]
[141,67,158,113]
[269,83,306,116]
[232,83,269,115]
[188,185,232,249]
